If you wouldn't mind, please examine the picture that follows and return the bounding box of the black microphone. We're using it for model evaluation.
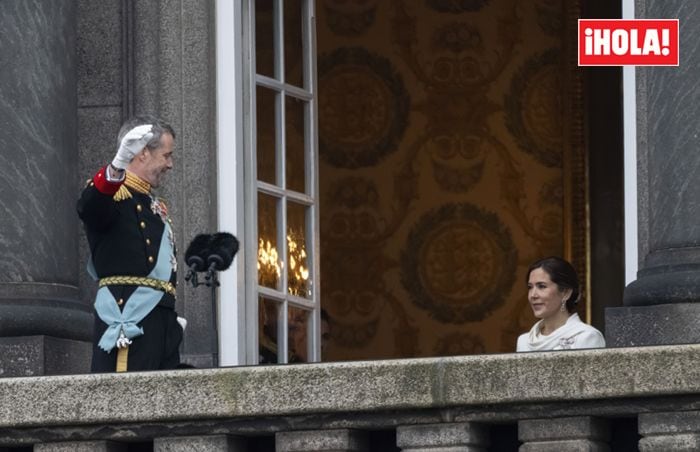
[204,233,239,286]
[184,234,213,282]
[205,232,240,273]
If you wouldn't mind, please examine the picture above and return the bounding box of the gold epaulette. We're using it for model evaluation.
[113,171,151,202]
[113,185,132,202]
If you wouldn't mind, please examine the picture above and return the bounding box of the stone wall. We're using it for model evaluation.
[0,344,698,449]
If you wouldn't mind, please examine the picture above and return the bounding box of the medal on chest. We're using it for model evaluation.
[150,196,177,273]
[168,220,177,273]
[150,196,168,222]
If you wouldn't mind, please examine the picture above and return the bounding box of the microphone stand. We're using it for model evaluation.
[184,267,199,288]
[204,265,220,368]
[184,261,220,368]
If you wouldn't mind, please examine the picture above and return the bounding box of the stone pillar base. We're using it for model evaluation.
[35,441,126,452]
[154,435,247,451]
[520,440,609,452]
[639,411,700,451]
[519,417,610,452]
[0,335,91,377]
[397,422,489,451]
[605,303,700,347]
[640,434,700,451]
[276,429,369,452]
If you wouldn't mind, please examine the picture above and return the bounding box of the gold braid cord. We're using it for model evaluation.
[99,276,176,296]
[113,172,152,202]
[125,172,151,194]
[113,185,132,202]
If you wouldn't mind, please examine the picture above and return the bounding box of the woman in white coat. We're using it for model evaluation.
[517,256,605,352]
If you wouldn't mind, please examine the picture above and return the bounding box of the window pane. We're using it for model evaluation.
[255,0,275,78]
[259,297,280,364]
[286,95,307,193]
[287,202,311,298]
[258,193,281,290]
[284,0,304,87]
[288,306,310,363]
[256,86,277,184]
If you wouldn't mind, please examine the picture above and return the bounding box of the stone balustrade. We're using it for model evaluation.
[1,344,700,450]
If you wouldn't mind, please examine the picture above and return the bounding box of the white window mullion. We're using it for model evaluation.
[256,76,312,102]
[278,298,289,363]
[274,0,288,345]
[258,182,314,206]
[285,85,313,101]
[306,0,321,362]
[257,285,285,301]
[276,0,290,364]
[243,0,261,366]
[276,0,284,84]
[256,75,283,91]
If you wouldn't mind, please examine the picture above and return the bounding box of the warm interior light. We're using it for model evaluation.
[258,230,311,297]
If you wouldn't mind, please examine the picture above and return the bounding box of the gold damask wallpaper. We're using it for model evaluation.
[317,0,584,359]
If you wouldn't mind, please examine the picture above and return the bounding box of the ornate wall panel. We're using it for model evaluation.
[318,0,585,359]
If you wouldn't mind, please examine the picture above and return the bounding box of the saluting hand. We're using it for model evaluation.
[112,124,154,170]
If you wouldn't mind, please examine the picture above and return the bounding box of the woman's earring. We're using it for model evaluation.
[560,298,567,312]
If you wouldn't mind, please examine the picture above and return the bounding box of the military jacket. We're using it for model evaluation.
[77,168,177,308]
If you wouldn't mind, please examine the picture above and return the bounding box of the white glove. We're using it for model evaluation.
[177,316,187,331]
[112,124,154,170]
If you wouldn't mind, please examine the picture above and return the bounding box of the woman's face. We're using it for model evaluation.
[527,267,571,320]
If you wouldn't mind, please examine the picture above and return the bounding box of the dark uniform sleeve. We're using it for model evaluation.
[77,166,124,232]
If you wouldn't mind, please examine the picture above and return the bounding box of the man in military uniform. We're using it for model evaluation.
[77,115,184,372]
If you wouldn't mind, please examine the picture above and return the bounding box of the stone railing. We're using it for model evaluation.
[2,344,700,451]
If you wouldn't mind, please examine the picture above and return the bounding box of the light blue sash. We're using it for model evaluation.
[92,222,174,353]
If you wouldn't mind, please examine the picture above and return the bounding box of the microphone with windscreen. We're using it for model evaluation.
[184,233,213,286]
[205,232,240,284]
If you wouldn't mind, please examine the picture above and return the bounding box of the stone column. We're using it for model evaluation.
[131,0,219,368]
[154,435,247,451]
[639,411,700,451]
[35,442,127,452]
[396,422,489,451]
[518,417,610,451]
[276,429,369,452]
[607,0,700,346]
[0,0,92,376]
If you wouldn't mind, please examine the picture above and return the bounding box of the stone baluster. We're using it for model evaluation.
[396,422,489,451]
[154,435,248,451]
[639,411,700,451]
[518,416,610,451]
[276,429,369,452]
[34,442,127,452]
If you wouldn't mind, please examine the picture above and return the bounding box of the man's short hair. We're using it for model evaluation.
[117,115,175,150]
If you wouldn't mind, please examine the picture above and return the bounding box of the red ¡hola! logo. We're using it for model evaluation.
[578,19,679,66]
